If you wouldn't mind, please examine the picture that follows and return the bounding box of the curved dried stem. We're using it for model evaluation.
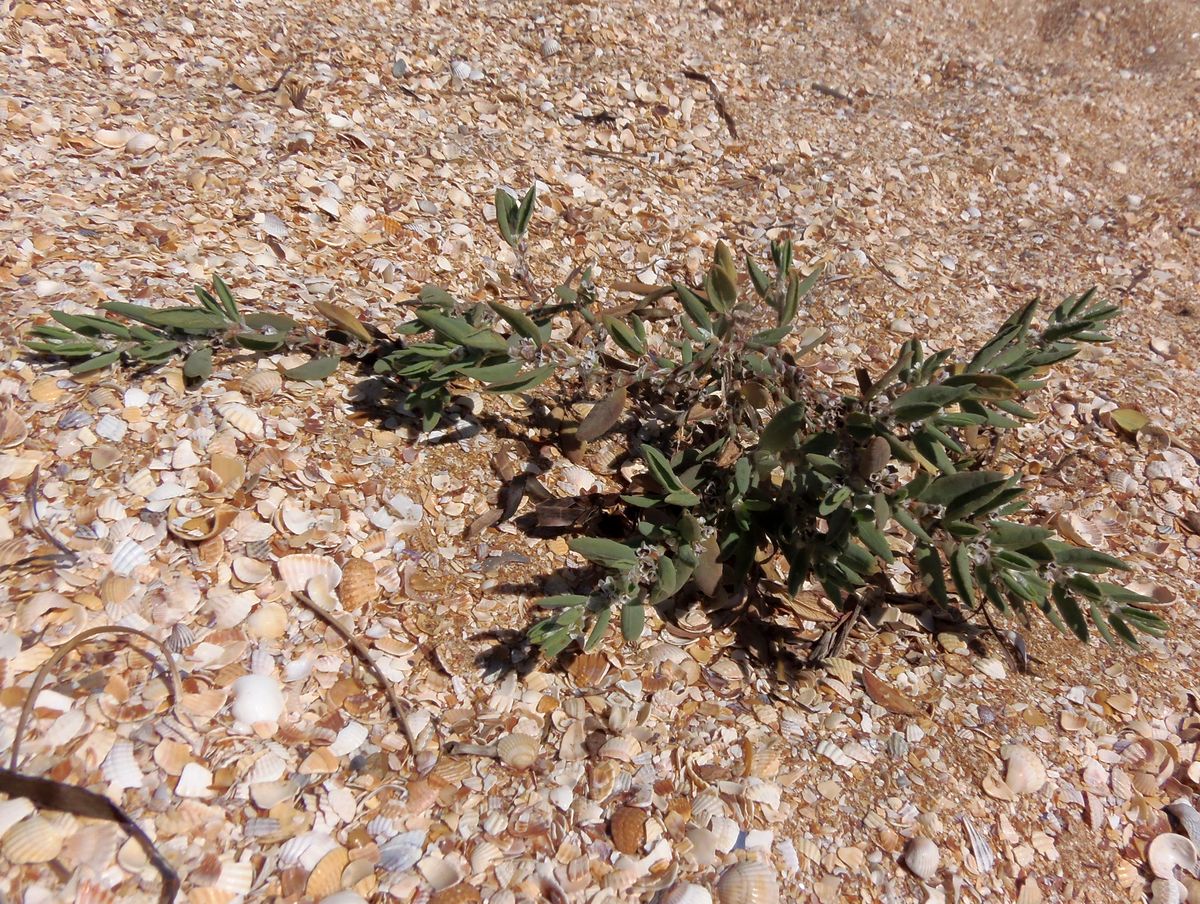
[10,625,181,771]
[294,590,417,754]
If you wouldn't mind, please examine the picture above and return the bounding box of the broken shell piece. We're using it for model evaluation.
[233,556,273,584]
[232,673,285,724]
[903,836,939,881]
[278,554,342,593]
[610,806,647,855]
[242,370,284,400]
[715,860,779,904]
[246,602,288,640]
[1148,833,1197,880]
[496,733,539,769]
[306,846,350,899]
[1150,878,1185,904]
[167,500,238,542]
[1003,745,1047,795]
[339,557,379,608]
[661,884,713,904]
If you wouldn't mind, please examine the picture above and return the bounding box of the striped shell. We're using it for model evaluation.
[306,846,350,899]
[496,733,538,769]
[339,557,379,608]
[242,369,283,400]
[715,861,779,904]
[277,554,342,593]
[2,815,64,864]
[903,835,940,880]
[660,884,713,904]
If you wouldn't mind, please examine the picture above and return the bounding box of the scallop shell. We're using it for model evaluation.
[715,860,779,904]
[101,740,144,790]
[0,408,29,448]
[98,573,138,607]
[903,836,939,881]
[2,816,64,864]
[0,799,35,838]
[568,651,610,687]
[242,370,283,400]
[110,538,150,576]
[418,855,462,891]
[245,751,287,785]
[1148,833,1197,879]
[306,846,350,899]
[166,622,196,653]
[278,554,342,593]
[232,673,285,724]
[175,762,213,798]
[207,453,246,493]
[1003,745,1046,794]
[496,733,538,769]
[218,401,265,439]
[598,735,640,762]
[816,739,853,767]
[339,557,379,609]
[246,602,288,640]
[470,840,502,873]
[216,860,256,896]
[661,883,713,904]
[611,806,647,855]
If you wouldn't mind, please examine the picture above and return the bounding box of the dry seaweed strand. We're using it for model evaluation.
[294,589,418,753]
[0,768,180,904]
[9,625,182,771]
[682,68,739,140]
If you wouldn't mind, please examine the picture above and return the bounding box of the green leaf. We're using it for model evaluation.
[758,402,806,453]
[604,316,646,357]
[621,602,645,642]
[641,445,686,494]
[920,471,1008,508]
[242,312,298,334]
[856,520,894,563]
[584,606,613,652]
[233,331,286,352]
[747,257,770,298]
[483,363,555,393]
[183,346,213,380]
[489,300,543,346]
[568,537,639,570]
[50,311,133,339]
[664,489,701,507]
[515,185,537,237]
[651,557,678,604]
[146,308,229,331]
[284,356,341,381]
[950,543,976,607]
[748,325,791,348]
[890,384,971,421]
[495,188,518,247]
[68,349,122,374]
[210,275,240,321]
[458,360,523,383]
[941,372,1020,400]
[194,286,226,318]
[537,594,589,608]
[418,285,457,308]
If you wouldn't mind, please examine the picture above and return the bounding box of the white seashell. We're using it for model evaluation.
[540,37,562,58]
[2,815,64,864]
[1166,802,1200,849]
[0,800,35,838]
[1150,878,1185,904]
[216,401,264,439]
[598,735,640,762]
[242,370,283,400]
[318,894,368,904]
[691,790,725,827]
[816,739,853,767]
[556,464,600,495]
[175,762,213,798]
[246,602,288,640]
[377,829,426,873]
[1149,833,1197,879]
[216,860,255,896]
[710,816,740,854]
[306,573,340,609]
[232,673,285,724]
[245,752,287,784]
[206,586,253,629]
[1003,745,1047,794]
[903,836,940,881]
[279,831,338,870]
[277,554,342,593]
[715,860,779,904]
[166,622,195,653]
[125,132,159,154]
[102,740,143,790]
[329,721,369,757]
[496,733,539,769]
[661,883,713,904]
[450,60,472,80]
[110,538,150,576]
[95,413,128,443]
[250,780,295,809]
[417,854,461,890]
[233,556,273,584]
[470,840,502,873]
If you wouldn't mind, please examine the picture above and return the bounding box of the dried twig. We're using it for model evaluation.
[10,625,182,771]
[294,590,417,753]
[19,465,79,569]
[811,81,853,103]
[231,64,293,94]
[0,769,180,904]
[683,68,738,140]
[577,145,658,175]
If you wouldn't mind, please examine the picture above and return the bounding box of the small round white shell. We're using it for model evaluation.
[232,673,285,724]
[903,835,940,881]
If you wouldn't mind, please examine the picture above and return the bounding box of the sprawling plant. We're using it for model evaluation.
[23,275,338,382]
[23,186,1167,666]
